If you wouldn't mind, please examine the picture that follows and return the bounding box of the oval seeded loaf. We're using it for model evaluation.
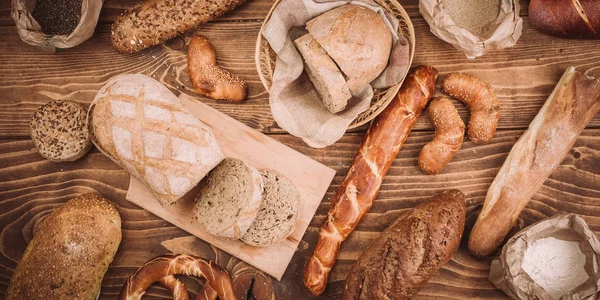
[6,193,122,300]
[241,170,300,246]
[194,158,264,239]
[88,74,224,206]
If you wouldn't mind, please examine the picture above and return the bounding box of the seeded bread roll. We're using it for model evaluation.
[30,100,92,162]
[294,33,352,114]
[6,193,122,300]
[111,0,247,53]
[194,158,264,239]
[241,170,300,246]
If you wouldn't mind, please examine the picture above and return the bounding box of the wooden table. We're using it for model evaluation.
[1,0,599,299]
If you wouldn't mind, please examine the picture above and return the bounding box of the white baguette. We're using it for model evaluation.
[468,67,600,257]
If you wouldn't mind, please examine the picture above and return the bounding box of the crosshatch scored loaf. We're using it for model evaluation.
[88,74,224,206]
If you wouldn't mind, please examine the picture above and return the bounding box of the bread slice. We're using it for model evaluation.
[30,100,92,162]
[294,33,352,114]
[89,74,224,206]
[241,170,300,246]
[194,158,263,239]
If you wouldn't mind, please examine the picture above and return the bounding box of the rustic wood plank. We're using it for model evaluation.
[1,15,600,139]
[1,129,598,299]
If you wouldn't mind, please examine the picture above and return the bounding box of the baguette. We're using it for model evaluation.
[529,0,600,39]
[342,189,467,300]
[303,66,438,295]
[468,67,600,257]
[111,0,247,53]
[6,193,122,299]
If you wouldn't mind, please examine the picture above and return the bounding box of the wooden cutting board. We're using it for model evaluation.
[126,93,336,280]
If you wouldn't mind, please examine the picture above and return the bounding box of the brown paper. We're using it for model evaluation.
[11,0,103,52]
[419,0,522,59]
[263,0,410,148]
[490,213,600,300]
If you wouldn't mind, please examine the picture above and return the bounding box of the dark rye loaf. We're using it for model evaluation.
[194,158,263,239]
[342,189,466,300]
[241,170,300,246]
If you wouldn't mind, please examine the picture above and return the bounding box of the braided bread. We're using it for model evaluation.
[118,255,235,300]
[303,66,438,295]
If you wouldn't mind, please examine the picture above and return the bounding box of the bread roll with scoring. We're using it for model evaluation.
[342,189,467,300]
[111,0,248,53]
[303,65,438,295]
[88,74,224,206]
[6,193,121,300]
[306,4,392,95]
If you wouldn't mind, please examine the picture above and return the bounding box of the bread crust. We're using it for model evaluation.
[6,193,122,300]
[111,0,247,53]
[342,189,466,300]
[529,0,600,39]
[303,66,438,295]
[468,67,600,257]
[306,4,392,94]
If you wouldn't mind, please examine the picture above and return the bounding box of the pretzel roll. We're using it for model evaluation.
[118,255,235,300]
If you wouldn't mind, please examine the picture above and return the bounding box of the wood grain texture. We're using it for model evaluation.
[1,129,599,299]
[1,0,600,299]
[1,14,599,138]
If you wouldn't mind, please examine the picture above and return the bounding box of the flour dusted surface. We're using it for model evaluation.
[521,237,588,299]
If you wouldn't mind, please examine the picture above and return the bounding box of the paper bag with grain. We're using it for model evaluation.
[490,213,600,300]
[11,0,103,52]
[262,0,410,148]
[419,0,522,58]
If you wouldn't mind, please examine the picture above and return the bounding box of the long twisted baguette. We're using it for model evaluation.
[118,254,235,300]
[303,66,438,295]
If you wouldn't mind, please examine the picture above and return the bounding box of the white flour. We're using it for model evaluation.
[522,237,589,299]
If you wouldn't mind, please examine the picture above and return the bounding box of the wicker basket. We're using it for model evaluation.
[255,0,415,130]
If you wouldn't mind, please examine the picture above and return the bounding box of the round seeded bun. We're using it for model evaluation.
[30,100,92,162]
